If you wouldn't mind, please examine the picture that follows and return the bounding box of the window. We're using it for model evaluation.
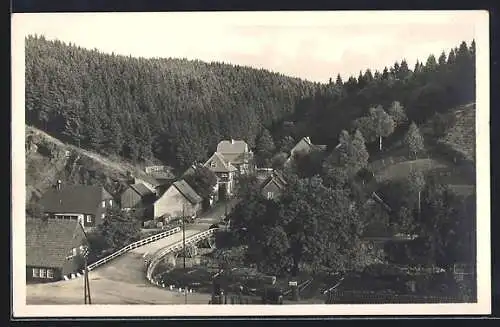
[39,268,46,278]
[267,192,274,199]
[210,161,216,168]
[101,201,106,208]
[72,248,78,256]
[108,199,113,207]
[101,213,105,220]
[86,215,92,223]
[47,269,54,279]
[32,268,39,278]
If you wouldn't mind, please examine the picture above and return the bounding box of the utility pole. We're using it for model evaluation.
[182,204,187,304]
[82,245,91,304]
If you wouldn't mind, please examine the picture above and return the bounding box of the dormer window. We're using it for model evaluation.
[210,161,216,168]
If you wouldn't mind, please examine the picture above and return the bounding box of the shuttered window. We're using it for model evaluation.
[47,269,54,279]
[32,268,39,278]
[39,268,46,278]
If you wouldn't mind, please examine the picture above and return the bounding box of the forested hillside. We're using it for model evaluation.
[25,35,317,170]
[26,35,475,172]
[273,40,475,149]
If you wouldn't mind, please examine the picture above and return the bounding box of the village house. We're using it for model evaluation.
[37,182,114,229]
[120,183,156,219]
[153,180,203,220]
[128,172,165,197]
[216,139,255,175]
[284,136,327,167]
[26,218,88,283]
[144,165,176,185]
[182,162,219,206]
[204,151,238,199]
[260,171,288,200]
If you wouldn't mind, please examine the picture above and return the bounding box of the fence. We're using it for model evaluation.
[87,226,181,271]
[145,228,219,284]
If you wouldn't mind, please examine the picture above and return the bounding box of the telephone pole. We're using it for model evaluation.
[82,245,91,304]
[182,204,187,304]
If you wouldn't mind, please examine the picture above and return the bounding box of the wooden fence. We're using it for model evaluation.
[86,226,181,271]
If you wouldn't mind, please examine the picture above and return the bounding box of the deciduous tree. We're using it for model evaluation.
[96,207,142,251]
[387,101,408,127]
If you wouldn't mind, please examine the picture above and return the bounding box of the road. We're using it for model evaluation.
[26,200,237,305]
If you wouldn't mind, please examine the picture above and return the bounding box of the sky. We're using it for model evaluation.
[13,11,483,83]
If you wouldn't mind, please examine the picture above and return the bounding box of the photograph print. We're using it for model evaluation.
[11,10,490,317]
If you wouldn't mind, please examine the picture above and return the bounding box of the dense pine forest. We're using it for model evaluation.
[25,35,317,170]
[273,40,475,149]
[25,35,475,171]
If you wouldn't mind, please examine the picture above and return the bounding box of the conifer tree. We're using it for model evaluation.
[404,122,425,159]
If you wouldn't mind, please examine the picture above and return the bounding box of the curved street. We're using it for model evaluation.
[26,201,236,305]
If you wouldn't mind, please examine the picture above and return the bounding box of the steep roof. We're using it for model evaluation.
[129,183,154,197]
[216,140,249,154]
[173,180,203,204]
[290,137,313,155]
[135,174,163,188]
[290,137,327,156]
[261,171,288,190]
[38,184,112,214]
[26,218,87,269]
[204,152,237,173]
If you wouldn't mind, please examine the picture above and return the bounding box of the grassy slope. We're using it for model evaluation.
[25,125,164,205]
[369,103,476,196]
[438,103,475,163]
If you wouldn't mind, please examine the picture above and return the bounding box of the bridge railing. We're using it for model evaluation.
[145,228,218,283]
[87,226,181,271]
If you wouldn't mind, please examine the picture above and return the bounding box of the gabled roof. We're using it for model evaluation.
[135,174,163,188]
[216,140,249,154]
[173,180,203,204]
[38,184,112,214]
[26,218,87,269]
[147,170,176,181]
[290,137,327,156]
[204,152,237,173]
[261,171,288,191]
[290,137,313,155]
[129,183,154,197]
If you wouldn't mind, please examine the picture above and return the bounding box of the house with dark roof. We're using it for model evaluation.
[216,139,255,175]
[37,183,114,229]
[204,151,238,199]
[144,165,176,184]
[260,171,288,200]
[153,180,203,219]
[120,183,156,218]
[284,136,327,168]
[26,218,88,283]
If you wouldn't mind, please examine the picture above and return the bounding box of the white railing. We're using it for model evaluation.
[145,228,218,283]
[87,226,181,271]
